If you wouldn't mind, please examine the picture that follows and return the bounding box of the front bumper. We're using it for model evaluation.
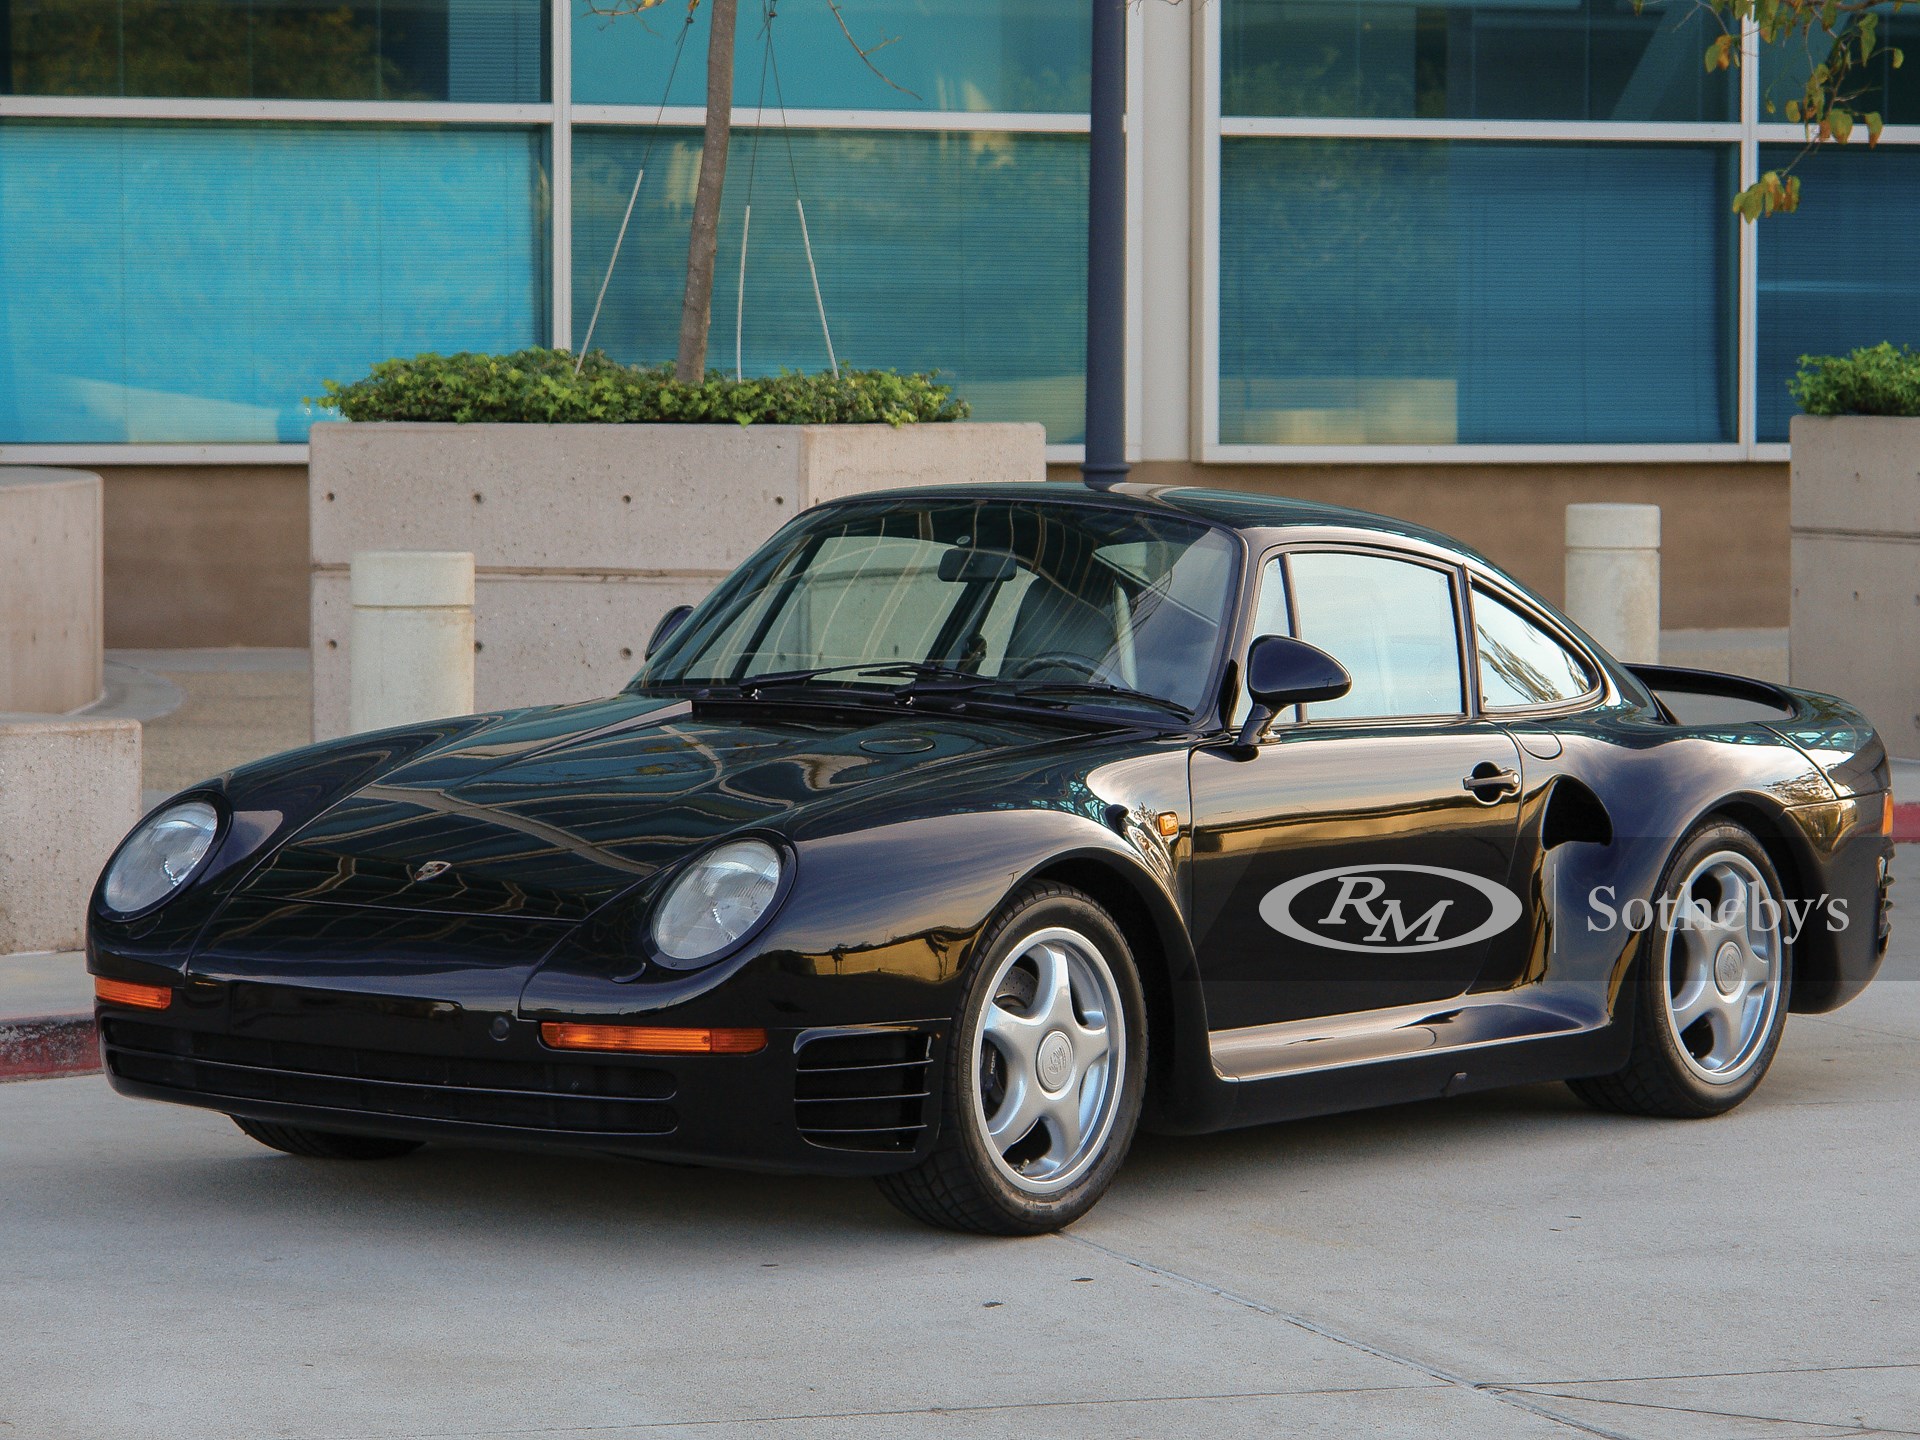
[96,977,946,1177]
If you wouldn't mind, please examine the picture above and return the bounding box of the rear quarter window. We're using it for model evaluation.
[1471,586,1596,709]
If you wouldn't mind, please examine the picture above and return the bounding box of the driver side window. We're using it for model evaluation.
[1287,551,1465,720]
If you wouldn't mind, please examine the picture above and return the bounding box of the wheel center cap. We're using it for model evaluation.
[1713,940,1744,995]
[1036,1030,1074,1092]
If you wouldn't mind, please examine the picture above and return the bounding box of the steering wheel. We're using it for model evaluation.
[1006,651,1107,682]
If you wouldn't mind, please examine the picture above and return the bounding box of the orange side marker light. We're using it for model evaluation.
[94,977,172,1011]
[539,1023,767,1056]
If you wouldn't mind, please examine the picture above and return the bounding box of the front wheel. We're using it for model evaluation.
[1569,821,1792,1118]
[876,882,1146,1235]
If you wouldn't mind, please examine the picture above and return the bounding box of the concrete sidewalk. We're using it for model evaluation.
[0,951,90,1015]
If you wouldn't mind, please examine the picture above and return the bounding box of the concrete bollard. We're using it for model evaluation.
[0,467,105,714]
[1565,504,1661,664]
[348,552,475,734]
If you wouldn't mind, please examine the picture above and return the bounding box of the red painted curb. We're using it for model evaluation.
[1896,803,1920,845]
[0,1014,100,1082]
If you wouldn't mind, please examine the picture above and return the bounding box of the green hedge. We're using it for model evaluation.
[313,348,970,426]
[1790,343,1920,418]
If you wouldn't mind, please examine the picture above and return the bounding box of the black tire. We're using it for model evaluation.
[1569,820,1793,1118]
[231,1116,423,1160]
[876,882,1147,1235]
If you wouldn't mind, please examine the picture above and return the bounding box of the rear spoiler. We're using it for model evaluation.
[1628,664,1888,798]
[1625,664,1799,719]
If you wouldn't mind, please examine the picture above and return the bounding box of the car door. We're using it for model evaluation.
[1189,546,1529,1031]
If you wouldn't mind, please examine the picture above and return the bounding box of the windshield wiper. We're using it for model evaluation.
[666,664,1187,721]
[685,661,993,697]
[978,681,1194,719]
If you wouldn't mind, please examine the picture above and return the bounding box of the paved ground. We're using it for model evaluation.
[0,951,92,1016]
[3,856,1914,1439]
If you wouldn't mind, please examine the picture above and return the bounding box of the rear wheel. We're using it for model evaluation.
[876,882,1146,1235]
[1570,821,1791,1118]
[231,1116,423,1160]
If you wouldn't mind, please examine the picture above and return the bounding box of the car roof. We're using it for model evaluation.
[817,481,1497,568]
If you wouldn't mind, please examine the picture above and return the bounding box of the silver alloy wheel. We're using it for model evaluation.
[969,925,1126,1195]
[1662,850,1785,1085]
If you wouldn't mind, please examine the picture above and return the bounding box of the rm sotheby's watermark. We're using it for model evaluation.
[1586,887,1849,940]
[1259,862,1851,955]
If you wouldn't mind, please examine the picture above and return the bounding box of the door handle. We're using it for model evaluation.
[1462,764,1522,803]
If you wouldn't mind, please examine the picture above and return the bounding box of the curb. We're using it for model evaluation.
[1898,803,1920,845]
[0,1014,100,1082]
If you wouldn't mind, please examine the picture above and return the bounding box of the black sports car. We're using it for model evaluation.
[90,484,1894,1234]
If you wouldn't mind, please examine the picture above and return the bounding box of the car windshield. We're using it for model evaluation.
[638,497,1240,717]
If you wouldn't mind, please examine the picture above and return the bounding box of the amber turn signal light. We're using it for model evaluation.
[94,977,172,1011]
[1880,791,1895,837]
[539,1023,767,1055]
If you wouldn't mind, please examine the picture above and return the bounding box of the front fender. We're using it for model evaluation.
[88,713,510,983]
[522,805,1190,1019]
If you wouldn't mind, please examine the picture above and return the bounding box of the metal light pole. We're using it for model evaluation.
[1080,0,1128,487]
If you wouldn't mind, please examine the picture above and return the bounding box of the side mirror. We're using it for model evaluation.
[647,604,694,660]
[1231,635,1351,756]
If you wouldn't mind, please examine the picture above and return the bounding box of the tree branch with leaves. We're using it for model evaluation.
[1693,0,1908,217]
[578,0,910,379]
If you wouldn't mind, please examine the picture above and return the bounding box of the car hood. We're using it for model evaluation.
[228,694,1087,923]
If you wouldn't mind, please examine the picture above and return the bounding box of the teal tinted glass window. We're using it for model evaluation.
[1219,139,1735,445]
[1222,0,1733,121]
[1759,6,1920,126]
[1756,144,1920,442]
[3,0,547,100]
[0,122,549,443]
[572,0,1088,111]
[573,127,1086,440]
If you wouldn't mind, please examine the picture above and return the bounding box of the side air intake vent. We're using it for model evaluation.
[793,1027,934,1153]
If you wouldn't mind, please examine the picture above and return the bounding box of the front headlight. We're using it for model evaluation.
[649,839,784,968]
[102,799,222,916]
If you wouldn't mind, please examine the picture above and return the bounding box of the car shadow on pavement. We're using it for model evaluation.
[104,1050,1883,1245]
[121,1081,1591,1244]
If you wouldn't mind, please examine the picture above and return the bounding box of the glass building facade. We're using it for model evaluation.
[1,0,1915,453]
[1211,0,1919,455]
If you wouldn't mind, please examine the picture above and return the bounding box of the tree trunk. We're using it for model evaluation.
[675,0,737,383]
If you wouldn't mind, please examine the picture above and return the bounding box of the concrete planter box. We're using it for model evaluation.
[309,421,1045,741]
[0,716,141,955]
[1789,415,1920,758]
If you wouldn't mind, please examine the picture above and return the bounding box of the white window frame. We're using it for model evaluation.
[1195,1,1920,465]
